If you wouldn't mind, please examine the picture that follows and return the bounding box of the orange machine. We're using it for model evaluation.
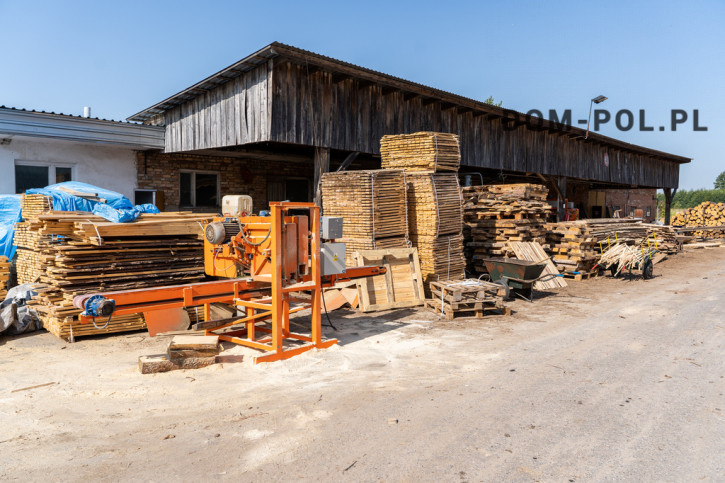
[75,201,384,363]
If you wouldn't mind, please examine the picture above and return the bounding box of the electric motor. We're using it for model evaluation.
[205,220,242,245]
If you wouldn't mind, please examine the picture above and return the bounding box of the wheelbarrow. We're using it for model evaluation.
[482,258,560,302]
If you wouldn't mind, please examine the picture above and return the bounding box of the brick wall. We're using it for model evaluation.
[136,152,314,213]
[605,188,657,222]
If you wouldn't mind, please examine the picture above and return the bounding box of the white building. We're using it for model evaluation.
[0,106,164,200]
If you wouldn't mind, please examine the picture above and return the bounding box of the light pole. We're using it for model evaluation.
[585,95,608,139]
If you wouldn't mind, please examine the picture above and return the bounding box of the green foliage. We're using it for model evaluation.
[657,188,725,213]
[484,96,503,107]
[715,171,725,190]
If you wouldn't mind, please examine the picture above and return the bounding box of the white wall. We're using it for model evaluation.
[0,136,138,200]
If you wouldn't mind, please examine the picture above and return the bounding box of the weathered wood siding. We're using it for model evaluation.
[268,61,679,188]
[163,62,272,152]
[161,58,680,188]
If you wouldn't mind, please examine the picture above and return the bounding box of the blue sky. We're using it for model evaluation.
[1,0,722,190]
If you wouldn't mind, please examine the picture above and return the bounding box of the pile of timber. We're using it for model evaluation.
[569,218,679,252]
[14,194,214,340]
[545,222,600,274]
[461,184,552,274]
[671,201,725,238]
[380,132,461,172]
[405,173,465,288]
[320,170,409,264]
[0,256,9,299]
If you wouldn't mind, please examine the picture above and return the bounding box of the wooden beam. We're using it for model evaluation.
[336,151,360,172]
[314,147,330,206]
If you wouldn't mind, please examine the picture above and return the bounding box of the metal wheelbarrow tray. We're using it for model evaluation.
[482,258,556,302]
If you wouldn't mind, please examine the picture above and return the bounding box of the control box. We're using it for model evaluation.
[321,216,343,240]
[321,242,346,276]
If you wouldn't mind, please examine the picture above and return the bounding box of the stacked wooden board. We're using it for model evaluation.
[14,194,214,340]
[380,132,461,171]
[0,256,9,300]
[672,201,725,238]
[379,132,467,290]
[462,184,552,274]
[545,222,600,275]
[559,219,679,253]
[320,170,409,264]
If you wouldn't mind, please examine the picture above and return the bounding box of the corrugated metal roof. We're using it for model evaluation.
[0,105,142,125]
[127,42,691,164]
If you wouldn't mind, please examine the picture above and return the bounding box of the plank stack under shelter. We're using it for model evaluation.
[321,169,409,264]
[545,222,600,275]
[380,132,461,172]
[14,205,214,340]
[462,184,552,274]
[672,201,725,238]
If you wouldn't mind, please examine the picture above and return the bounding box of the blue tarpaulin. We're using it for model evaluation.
[26,181,159,223]
[0,182,160,260]
[0,195,22,260]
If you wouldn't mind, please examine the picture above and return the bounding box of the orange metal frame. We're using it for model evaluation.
[77,202,384,363]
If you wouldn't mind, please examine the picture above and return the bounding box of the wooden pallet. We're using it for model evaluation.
[560,270,600,281]
[353,247,425,312]
[426,279,510,320]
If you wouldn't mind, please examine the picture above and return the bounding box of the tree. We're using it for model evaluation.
[484,96,503,107]
[715,171,725,190]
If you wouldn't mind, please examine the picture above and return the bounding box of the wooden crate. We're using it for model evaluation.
[353,247,425,312]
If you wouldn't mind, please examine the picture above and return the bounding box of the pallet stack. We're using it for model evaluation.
[406,173,466,286]
[379,132,466,289]
[14,195,214,340]
[545,222,600,276]
[380,132,461,172]
[672,201,725,238]
[320,170,409,264]
[425,279,510,320]
[462,184,552,274]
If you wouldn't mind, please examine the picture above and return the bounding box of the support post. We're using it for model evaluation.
[557,176,567,221]
[664,187,676,225]
[314,147,330,207]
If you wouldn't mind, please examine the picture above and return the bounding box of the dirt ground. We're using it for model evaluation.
[1,247,724,482]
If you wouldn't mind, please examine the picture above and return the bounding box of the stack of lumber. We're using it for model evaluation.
[672,201,725,238]
[380,132,460,172]
[425,279,510,320]
[0,256,9,299]
[406,173,465,288]
[545,222,600,274]
[139,335,220,374]
[320,170,409,264]
[406,173,463,237]
[557,219,678,253]
[462,184,552,274]
[14,195,214,340]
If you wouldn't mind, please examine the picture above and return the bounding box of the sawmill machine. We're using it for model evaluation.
[74,197,384,363]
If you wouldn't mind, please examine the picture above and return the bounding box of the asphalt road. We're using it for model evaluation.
[2,247,724,481]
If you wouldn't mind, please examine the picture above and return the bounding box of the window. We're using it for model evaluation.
[629,206,637,217]
[180,170,219,207]
[267,178,311,203]
[15,162,73,193]
[646,206,652,217]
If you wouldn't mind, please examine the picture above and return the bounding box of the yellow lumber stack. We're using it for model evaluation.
[380,132,461,172]
[380,132,466,290]
[0,256,9,299]
[672,201,725,238]
[461,184,552,274]
[545,222,600,274]
[321,170,409,264]
[14,195,214,340]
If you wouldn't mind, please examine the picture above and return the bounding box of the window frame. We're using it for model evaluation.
[179,169,221,207]
[15,160,75,193]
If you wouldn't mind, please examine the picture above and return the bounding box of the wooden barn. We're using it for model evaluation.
[128,42,690,222]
